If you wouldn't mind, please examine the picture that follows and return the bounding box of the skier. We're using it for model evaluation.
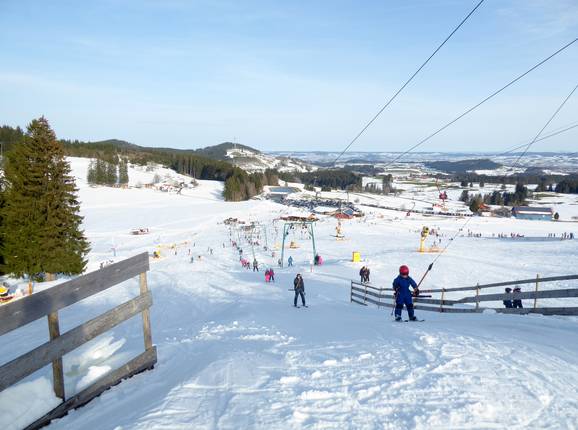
[253,258,259,272]
[269,268,275,282]
[288,256,294,267]
[503,287,513,308]
[364,267,370,283]
[392,265,419,321]
[512,286,523,309]
[265,269,271,283]
[293,274,306,307]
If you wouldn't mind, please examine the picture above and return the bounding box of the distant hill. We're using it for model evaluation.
[194,142,260,160]
[425,159,502,173]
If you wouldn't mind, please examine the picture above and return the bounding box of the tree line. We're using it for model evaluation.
[2,124,277,201]
[278,169,362,191]
[460,183,530,212]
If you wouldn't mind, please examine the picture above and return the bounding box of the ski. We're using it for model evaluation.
[404,319,425,322]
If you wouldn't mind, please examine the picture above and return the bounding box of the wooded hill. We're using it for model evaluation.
[0,125,275,201]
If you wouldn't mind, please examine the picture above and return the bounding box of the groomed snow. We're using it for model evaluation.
[1,157,577,429]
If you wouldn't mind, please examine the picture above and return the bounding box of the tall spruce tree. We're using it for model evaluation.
[118,159,129,185]
[1,117,89,291]
[105,162,117,185]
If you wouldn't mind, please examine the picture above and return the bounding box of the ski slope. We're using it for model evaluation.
[1,158,578,429]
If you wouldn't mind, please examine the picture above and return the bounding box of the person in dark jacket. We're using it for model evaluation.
[293,274,306,307]
[503,287,513,308]
[359,266,366,283]
[512,286,523,308]
[392,265,418,321]
[364,267,370,283]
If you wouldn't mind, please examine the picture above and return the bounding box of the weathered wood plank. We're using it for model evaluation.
[379,294,458,306]
[421,274,578,293]
[24,346,157,430]
[47,312,65,400]
[351,286,384,299]
[350,281,382,292]
[0,253,150,336]
[139,272,153,351]
[0,292,152,392]
[494,307,578,316]
[457,288,578,304]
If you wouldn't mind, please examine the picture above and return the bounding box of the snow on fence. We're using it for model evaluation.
[350,274,578,316]
[0,252,156,429]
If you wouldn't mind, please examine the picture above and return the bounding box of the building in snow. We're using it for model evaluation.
[511,206,553,221]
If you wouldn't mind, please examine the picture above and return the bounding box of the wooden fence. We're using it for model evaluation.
[350,274,578,316]
[0,252,156,430]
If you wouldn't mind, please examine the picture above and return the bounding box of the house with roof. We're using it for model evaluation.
[511,206,553,221]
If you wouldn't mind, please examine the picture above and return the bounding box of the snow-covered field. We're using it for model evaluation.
[1,158,578,429]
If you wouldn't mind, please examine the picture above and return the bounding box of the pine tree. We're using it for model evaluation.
[1,117,89,291]
[118,159,129,185]
[106,162,118,185]
[95,158,107,184]
[87,160,97,184]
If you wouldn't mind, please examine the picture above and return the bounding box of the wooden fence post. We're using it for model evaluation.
[475,283,480,310]
[534,274,540,309]
[440,288,446,313]
[350,282,353,303]
[139,272,153,350]
[47,312,65,400]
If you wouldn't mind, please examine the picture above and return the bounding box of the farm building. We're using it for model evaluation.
[511,206,553,221]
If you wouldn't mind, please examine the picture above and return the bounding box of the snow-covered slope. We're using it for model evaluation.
[225,147,314,173]
[1,158,578,429]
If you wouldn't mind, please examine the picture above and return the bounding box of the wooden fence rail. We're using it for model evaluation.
[0,252,156,430]
[350,275,578,316]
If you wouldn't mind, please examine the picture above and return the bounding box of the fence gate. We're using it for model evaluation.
[0,252,157,429]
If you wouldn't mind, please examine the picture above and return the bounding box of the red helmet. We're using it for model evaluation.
[399,265,409,276]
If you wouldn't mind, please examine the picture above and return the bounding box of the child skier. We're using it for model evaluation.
[265,269,271,283]
[253,258,259,272]
[392,265,419,321]
[269,268,275,282]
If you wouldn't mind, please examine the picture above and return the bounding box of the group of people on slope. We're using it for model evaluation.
[503,286,523,309]
[359,266,370,284]
[265,268,275,283]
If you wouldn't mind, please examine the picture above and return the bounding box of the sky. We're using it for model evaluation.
[1,0,577,153]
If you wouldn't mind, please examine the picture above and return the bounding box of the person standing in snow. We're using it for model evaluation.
[269,268,275,282]
[512,286,523,309]
[359,266,367,283]
[288,256,293,267]
[364,267,370,283]
[293,274,306,307]
[392,265,418,321]
[503,287,513,308]
[253,258,259,272]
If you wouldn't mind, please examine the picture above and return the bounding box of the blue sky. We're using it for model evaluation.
[1,0,577,153]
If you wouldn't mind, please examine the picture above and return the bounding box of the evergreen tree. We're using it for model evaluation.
[1,117,89,291]
[0,178,5,275]
[87,160,97,184]
[106,162,118,185]
[118,159,129,185]
[95,158,107,184]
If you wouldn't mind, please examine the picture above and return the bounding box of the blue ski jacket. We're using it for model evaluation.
[392,275,417,303]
